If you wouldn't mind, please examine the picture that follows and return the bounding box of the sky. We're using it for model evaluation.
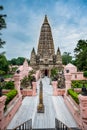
[0,0,87,60]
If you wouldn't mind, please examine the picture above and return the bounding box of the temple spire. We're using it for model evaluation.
[43,15,48,24]
[37,15,55,58]
[57,47,61,54]
[32,47,35,54]
[56,47,62,64]
[30,47,36,65]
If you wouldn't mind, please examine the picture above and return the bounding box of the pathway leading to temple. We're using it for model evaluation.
[7,77,78,129]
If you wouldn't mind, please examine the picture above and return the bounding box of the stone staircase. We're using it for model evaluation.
[32,128,55,130]
[11,118,81,130]
[33,129,80,130]
[71,128,81,130]
[33,128,81,130]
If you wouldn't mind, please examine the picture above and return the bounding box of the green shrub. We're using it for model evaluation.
[3,81,14,90]
[71,80,80,88]
[3,74,13,79]
[5,89,17,105]
[68,89,79,104]
[51,68,58,81]
[71,80,87,88]
[84,71,87,77]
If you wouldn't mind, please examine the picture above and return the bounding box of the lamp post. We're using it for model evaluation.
[0,77,4,97]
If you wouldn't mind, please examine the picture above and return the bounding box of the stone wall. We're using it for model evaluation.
[0,95,22,130]
[64,94,87,130]
[79,95,87,130]
[52,81,65,96]
[20,82,37,97]
[21,89,33,96]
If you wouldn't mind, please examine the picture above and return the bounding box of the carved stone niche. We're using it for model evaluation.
[36,55,40,64]
[53,55,56,64]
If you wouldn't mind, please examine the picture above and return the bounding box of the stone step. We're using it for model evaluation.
[71,128,81,130]
[33,128,81,130]
[32,128,55,130]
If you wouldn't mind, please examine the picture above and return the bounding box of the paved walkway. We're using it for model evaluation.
[7,77,78,129]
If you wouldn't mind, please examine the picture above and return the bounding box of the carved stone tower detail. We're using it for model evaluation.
[30,15,63,76]
[37,15,55,59]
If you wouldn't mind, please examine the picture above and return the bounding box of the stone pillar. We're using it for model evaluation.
[0,96,7,130]
[52,81,58,96]
[14,74,21,97]
[65,80,71,95]
[78,94,87,130]
[32,82,36,96]
[64,74,72,95]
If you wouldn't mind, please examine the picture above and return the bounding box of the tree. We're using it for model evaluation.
[62,52,72,65]
[21,70,35,89]
[74,40,87,71]
[0,6,8,74]
[0,54,9,74]
[83,71,87,78]
[28,70,35,86]
[21,76,29,88]
[16,57,25,65]
[0,6,7,51]
[9,57,26,65]
[51,68,58,81]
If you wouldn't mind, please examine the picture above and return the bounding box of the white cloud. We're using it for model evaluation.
[1,0,87,60]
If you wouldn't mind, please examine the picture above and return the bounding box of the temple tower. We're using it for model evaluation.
[37,15,55,59]
[30,15,63,76]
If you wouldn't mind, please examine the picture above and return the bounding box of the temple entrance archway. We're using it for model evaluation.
[45,69,48,76]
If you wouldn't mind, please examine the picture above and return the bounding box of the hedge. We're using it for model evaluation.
[5,89,18,105]
[71,80,87,88]
[84,71,87,77]
[3,81,15,90]
[68,89,79,104]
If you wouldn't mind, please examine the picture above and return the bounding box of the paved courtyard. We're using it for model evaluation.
[7,77,78,129]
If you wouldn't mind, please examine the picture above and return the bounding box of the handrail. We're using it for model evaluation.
[13,119,32,130]
[55,118,73,130]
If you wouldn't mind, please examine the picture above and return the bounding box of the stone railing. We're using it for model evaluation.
[57,88,65,96]
[0,95,22,130]
[64,94,87,130]
[21,89,33,96]
[2,90,10,95]
[52,81,65,96]
[64,95,81,128]
[79,95,87,130]
[52,76,87,130]
[20,82,37,97]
